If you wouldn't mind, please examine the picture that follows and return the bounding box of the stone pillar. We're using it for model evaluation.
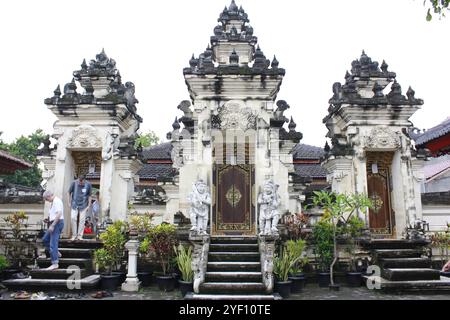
[189,233,210,294]
[121,239,141,292]
[259,234,278,293]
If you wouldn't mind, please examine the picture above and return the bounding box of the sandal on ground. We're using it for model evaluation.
[14,291,31,299]
[91,291,104,299]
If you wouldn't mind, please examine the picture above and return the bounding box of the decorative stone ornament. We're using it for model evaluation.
[364,126,400,150]
[257,180,281,236]
[66,125,102,149]
[188,180,211,235]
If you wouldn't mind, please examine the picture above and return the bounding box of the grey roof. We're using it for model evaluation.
[138,163,174,180]
[415,117,450,146]
[292,144,325,160]
[294,164,327,179]
[142,142,172,160]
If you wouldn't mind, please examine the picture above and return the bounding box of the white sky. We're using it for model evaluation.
[0,0,448,148]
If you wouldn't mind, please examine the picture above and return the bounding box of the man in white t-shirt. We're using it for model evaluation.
[42,190,64,270]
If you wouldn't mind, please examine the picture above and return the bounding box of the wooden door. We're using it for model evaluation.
[367,169,393,235]
[212,164,255,235]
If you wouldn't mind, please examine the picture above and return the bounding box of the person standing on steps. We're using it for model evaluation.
[68,175,92,240]
[42,190,64,271]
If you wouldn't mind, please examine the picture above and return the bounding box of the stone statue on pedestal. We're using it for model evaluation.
[258,180,281,236]
[188,180,211,235]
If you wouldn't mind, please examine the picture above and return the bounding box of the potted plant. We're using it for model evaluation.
[143,223,178,291]
[312,219,334,287]
[273,242,303,298]
[431,224,450,277]
[286,239,308,293]
[310,191,373,291]
[94,221,127,291]
[174,244,194,296]
[0,255,10,281]
[343,215,366,287]
[129,213,155,287]
[0,211,30,278]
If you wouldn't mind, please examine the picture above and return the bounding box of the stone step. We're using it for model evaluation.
[382,268,441,281]
[210,237,258,244]
[209,243,259,252]
[184,293,281,300]
[199,282,266,294]
[208,252,260,262]
[2,274,100,291]
[30,268,90,280]
[37,257,93,269]
[363,275,450,292]
[58,248,93,259]
[379,258,431,269]
[58,239,103,249]
[207,262,261,272]
[205,272,262,282]
[374,249,423,259]
[361,239,430,250]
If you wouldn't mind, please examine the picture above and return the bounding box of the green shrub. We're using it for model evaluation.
[285,239,308,275]
[0,255,10,271]
[94,221,127,274]
[174,245,193,282]
[143,224,178,275]
[312,220,334,272]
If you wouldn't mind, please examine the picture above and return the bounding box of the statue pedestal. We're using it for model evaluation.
[258,234,279,294]
[121,239,141,292]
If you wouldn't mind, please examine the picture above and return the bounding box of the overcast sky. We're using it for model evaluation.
[0,0,448,148]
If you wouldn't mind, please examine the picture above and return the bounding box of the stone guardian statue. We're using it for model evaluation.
[258,180,281,236]
[188,180,211,235]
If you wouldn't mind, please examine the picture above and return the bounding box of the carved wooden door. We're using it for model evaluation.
[367,170,393,235]
[212,164,255,236]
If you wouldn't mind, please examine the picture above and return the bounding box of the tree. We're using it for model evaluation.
[309,191,373,287]
[425,0,449,21]
[134,130,160,148]
[0,129,47,187]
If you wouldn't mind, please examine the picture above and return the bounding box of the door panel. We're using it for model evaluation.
[367,172,392,235]
[212,164,255,235]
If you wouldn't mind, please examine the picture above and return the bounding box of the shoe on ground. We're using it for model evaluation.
[44,264,59,271]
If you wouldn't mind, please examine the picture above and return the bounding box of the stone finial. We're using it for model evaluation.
[381,60,388,73]
[229,0,238,12]
[172,117,181,130]
[271,55,279,69]
[189,54,198,68]
[406,86,416,100]
[288,116,297,131]
[81,59,88,70]
[229,49,239,64]
[324,141,331,153]
[64,78,77,95]
[53,85,61,97]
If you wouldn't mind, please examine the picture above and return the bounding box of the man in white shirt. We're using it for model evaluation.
[42,190,64,270]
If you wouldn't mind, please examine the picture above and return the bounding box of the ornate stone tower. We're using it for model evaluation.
[322,51,427,238]
[169,1,302,236]
[40,50,143,236]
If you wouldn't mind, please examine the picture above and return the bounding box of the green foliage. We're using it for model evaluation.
[128,213,155,237]
[431,226,450,267]
[285,239,308,275]
[308,191,373,282]
[174,244,193,282]
[0,211,29,268]
[94,221,127,274]
[0,130,46,187]
[342,216,366,272]
[142,224,178,275]
[0,255,10,271]
[134,130,160,149]
[312,220,334,272]
[274,242,305,282]
[425,0,449,20]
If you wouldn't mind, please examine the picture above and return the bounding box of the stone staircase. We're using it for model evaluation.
[363,239,450,292]
[185,237,280,300]
[2,239,101,291]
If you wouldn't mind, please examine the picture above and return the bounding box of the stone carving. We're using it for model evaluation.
[218,102,257,131]
[188,180,211,235]
[67,125,102,149]
[190,234,210,294]
[257,180,281,236]
[259,235,278,293]
[365,126,400,150]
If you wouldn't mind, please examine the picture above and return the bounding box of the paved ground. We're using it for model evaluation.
[1,284,449,300]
